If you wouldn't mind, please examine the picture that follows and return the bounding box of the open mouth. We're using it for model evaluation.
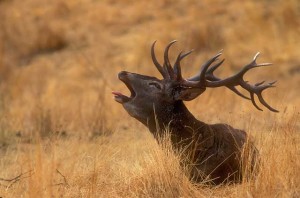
[112,71,136,103]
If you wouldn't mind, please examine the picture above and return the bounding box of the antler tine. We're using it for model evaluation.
[205,59,250,100]
[238,52,273,77]
[253,52,272,66]
[250,81,278,112]
[188,58,224,82]
[257,93,278,112]
[255,81,265,86]
[205,59,225,81]
[174,52,183,80]
[269,80,277,85]
[151,41,168,79]
[253,52,260,61]
[250,93,263,111]
[227,86,250,100]
[163,40,177,79]
[239,55,278,112]
[242,53,274,111]
[174,50,194,80]
[181,51,223,88]
[198,52,223,85]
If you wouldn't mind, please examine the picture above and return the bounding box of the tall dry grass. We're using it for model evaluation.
[0,117,298,197]
[0,0,299,197]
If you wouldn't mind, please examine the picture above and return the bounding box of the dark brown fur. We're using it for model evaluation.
[113,41,277,184]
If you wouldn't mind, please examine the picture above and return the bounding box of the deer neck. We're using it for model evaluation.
[146,100,207,142]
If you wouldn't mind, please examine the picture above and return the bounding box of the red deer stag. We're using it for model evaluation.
[112,41,278,185]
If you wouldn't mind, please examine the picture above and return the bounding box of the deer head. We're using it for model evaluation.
[113,40,278,127]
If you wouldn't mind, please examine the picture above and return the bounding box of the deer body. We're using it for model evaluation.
[113,41,277,184]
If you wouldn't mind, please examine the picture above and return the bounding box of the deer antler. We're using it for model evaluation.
[151,40,193,80]
[151,41,167,78]
[186,52,278,112]
[151,41,278,112]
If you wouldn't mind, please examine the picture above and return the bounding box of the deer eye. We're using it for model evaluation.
[148,82,162,90]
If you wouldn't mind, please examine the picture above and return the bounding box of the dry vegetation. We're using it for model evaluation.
[0,0,299,197]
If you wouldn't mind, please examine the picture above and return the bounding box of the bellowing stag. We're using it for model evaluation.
[112,41,278,184]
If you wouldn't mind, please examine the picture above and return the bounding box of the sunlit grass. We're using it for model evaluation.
[0,115,298,197]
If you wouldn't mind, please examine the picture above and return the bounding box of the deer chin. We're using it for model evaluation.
[112,72,136,103]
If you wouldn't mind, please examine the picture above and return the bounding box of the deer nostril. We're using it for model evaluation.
[118,71,128,79]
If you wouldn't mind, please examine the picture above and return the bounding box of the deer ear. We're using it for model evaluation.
[175,87,206,101]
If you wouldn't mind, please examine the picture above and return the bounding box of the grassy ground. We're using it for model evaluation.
[0,0,299,197]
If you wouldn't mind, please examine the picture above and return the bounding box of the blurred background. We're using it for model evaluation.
[0,0,299,140]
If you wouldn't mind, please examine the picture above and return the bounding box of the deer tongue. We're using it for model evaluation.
[112,91,130,103]
[112,91,123,96]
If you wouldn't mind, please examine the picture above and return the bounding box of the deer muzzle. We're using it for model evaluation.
[112,71,136,104]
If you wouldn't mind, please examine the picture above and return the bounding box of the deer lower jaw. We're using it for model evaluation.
[112,91,131,103]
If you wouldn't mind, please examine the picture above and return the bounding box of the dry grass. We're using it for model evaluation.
[0,0,299,197]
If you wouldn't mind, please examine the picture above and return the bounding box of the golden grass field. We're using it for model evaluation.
[0,0,299,197]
